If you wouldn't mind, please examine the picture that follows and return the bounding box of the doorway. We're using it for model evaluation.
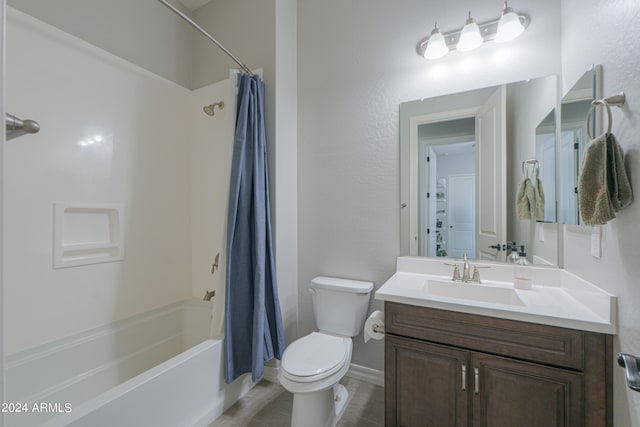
[418,118,476,258]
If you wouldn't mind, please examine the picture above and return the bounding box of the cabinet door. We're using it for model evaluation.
[386,335,469,427]
[472,352,584,427]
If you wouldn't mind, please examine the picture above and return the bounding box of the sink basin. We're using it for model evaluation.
[424,279,526,307]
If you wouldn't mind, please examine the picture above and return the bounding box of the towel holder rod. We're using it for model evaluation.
[586,92,626,139]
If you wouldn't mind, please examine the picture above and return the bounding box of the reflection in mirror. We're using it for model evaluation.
[535,109,557,223]
[418,119,476,258]
[400,75,559,265]
[559,65,599,224]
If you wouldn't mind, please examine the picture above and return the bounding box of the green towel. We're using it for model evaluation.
[516,178,536,220]
[578,133,633,225]
[535,178,545,220]
[517,177,545,220]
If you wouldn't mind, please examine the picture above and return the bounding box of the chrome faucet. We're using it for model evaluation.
[445,254,489,284]
[461,253,471,282]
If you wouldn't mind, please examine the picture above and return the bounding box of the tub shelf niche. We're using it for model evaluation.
[53,203,124,269]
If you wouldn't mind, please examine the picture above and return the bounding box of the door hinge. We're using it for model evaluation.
[426,228,430,234]
[574,187,578,194]
[426,192,430,198]
[426,155,430,162]
[574,142,579,150]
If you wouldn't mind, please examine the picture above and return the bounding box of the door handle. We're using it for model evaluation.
[474,367,479,394]
[488,243,501,251]
[461,365,467,391]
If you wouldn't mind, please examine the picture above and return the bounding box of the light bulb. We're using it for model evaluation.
[495,2,525,43]
[424,22,449,59]
[457,12,483,52]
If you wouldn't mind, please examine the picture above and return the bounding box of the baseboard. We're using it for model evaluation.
[263,364,280,383]
[346,363,384,387]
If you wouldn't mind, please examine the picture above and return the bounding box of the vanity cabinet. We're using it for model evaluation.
[384,302,613,427]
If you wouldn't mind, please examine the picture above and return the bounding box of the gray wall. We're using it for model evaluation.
[192,0,275,90]
[298,0,562,371]
[8,0,195,89]
[561,0,640,424]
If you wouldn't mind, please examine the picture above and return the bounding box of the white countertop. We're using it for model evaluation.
[375,257,617,334]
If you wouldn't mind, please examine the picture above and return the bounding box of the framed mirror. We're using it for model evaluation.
[400,75,559,265]
[559,65,600,224]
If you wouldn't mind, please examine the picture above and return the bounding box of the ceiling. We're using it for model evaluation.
[177,0,213,12]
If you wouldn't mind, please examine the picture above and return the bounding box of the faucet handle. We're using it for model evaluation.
[444,262,462,281]
[452,264,461,281]
[471,265,491,283]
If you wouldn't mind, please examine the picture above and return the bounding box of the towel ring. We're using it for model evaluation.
[521,159,539,180]
[586,92,626,140]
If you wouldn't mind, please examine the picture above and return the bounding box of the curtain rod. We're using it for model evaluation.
[156,0,253,76]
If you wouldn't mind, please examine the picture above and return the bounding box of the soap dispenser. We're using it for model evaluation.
[513,245,532,290]
[507,242,519,264]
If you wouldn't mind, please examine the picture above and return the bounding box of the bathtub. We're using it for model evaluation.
[5,299,254,427]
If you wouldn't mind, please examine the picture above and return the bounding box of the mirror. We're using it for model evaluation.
[535,109,557,223]
[400,75,559,264]
[559,65,599,224]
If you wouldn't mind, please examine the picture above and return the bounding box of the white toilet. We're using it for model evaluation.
[279,276,373,427]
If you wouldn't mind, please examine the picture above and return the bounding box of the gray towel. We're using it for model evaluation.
[578,133,633,225]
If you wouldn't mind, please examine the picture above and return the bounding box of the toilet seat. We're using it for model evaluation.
[281,332,350,383]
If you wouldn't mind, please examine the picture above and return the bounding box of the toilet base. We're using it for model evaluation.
[290,383,349,427]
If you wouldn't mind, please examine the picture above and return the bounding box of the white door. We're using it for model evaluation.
[475,86,506,261]
[535,132,556,222]
[448,174,475,258]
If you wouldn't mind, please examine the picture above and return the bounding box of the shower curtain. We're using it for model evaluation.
[224,73,285,384]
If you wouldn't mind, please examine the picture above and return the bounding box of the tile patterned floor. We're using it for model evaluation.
[209,376,384,427]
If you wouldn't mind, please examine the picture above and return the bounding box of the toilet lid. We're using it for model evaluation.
[282,332,348,377]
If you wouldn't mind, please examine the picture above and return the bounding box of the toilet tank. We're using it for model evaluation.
[310,276,374,337]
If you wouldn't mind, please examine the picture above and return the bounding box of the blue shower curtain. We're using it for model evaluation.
[224,73,285,384]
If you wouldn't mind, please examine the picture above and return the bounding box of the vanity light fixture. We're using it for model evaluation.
[423,22,449,59]
[495,1,525,42]
[457,12,483,52]
[417,2,529,60]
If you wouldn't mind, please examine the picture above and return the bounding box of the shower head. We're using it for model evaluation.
[203,101,224,116]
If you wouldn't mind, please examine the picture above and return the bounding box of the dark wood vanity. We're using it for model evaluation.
[384,301,613,427]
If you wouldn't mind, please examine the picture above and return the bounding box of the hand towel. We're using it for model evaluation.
[516,178,536,220]
[535,178,545,220]
[578,133,633,225]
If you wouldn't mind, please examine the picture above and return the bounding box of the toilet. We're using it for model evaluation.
[279,276,373,427]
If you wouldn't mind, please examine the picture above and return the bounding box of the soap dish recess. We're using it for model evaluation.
[53,203,124,269]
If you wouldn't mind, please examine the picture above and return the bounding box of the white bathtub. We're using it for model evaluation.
[5,299,254,427]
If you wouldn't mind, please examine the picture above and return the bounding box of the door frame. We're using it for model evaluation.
[408,107,478,256]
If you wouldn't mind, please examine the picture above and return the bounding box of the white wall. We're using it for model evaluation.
[4,9,192,354]
[1,1,6,423]
[436,152,474,178]
[274,0,298,345]
[561,1,640,425]
[8,0,194,89]
[298,0,561,370]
